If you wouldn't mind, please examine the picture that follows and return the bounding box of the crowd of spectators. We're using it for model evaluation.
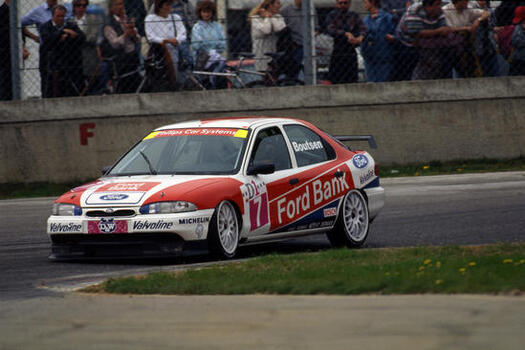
[2,0,524,100]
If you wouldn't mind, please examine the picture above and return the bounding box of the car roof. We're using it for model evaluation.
[155,117,303,131]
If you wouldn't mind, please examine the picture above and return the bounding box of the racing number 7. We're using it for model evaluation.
[249,193,269,230]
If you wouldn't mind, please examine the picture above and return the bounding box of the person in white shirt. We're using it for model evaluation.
[145,0,187,76]
[249,0,286,72]
[442,0,490,77]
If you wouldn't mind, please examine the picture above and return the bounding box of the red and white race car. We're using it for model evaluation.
[47,117,384,259]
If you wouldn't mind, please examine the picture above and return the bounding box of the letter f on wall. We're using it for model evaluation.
[80,123,96,145]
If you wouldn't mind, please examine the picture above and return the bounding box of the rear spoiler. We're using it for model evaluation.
[335,135,377,149]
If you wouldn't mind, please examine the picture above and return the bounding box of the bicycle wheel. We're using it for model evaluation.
[245,80,267,88]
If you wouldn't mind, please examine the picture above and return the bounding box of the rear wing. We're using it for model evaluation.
[334,135,377,149]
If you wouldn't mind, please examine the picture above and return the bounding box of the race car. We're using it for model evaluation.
[47,117,385,259]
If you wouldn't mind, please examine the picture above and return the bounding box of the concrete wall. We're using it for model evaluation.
[1,76,524,183]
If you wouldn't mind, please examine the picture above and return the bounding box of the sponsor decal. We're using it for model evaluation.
[49,222,82,233]
[144,128,245,140]
[96,182,160,192]
[359,169,375,185]
[99,218,116,233]
[352,154,369,169]
[275,170,350,225]
[133,220,174,230]
[88,218,128,234]
[195,223,204,238]
[178,217,210,225]
[100,194,129,201]
[285,220,334,232]
[241,180,269,231]
[323,207,337,218]
[292,140,323,152]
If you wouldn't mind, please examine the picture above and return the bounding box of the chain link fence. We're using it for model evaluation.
[2,0,525,100]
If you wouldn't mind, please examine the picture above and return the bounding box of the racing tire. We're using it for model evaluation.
[326,190,369,248]
[207,201,240,259]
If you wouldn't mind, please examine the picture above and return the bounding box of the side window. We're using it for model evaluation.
[249,127,291,171]
[284,124,335,167]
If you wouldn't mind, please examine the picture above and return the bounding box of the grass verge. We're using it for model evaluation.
[2,157,525,200]
[83,243,525,295]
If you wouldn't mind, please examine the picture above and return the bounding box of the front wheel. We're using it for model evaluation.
[207,201,240,258]
[326,190,369,248]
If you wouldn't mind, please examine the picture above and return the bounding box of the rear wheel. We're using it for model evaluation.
[207,201,239,258]
[327,190,369,248]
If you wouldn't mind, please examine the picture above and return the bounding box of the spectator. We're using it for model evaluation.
[391,0,419,81]
[326,0,366,84]
[125,0,147,36]
[510,6,525,76]
[191,0,227,89]
[472,0,499,77]
[400,0,454,80]
[249,0,286,72]
[170,0,195,33]
[99,0,142,93]
[281,0,320,78]
[22,0,58,98]
[40,5,86,97]
[495,0,525,27]
[147,0,194,68]
[145,0,187,89]
[442,0,490,78]
[69,0,102,94]
[382,0,411,23]
[361,0,395,82]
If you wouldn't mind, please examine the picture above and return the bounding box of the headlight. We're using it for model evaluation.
[140,201,197,214]
[52,203,82,216]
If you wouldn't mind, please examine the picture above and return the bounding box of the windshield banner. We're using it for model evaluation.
[144,129,248,140]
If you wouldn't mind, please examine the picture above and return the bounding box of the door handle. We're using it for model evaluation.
[289,178,299,185]
[334,171,344,178]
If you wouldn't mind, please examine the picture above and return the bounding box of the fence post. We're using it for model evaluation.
[301,0,315,85]
[217,0,229,58]
[9,0,20,100]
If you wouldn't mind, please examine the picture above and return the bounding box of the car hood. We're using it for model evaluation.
[57,175,228,208]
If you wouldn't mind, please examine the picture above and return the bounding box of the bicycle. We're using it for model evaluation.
[186,52,304,90]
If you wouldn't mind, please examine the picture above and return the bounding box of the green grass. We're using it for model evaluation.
[83,243,525,295]
[2,157,525,200]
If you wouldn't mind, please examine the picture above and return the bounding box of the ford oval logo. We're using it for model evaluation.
[100,194,129,201]
[352,154,369,169]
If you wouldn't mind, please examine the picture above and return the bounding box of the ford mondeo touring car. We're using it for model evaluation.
[47,117,385,259]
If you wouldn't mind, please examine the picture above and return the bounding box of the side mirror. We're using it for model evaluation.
[102,165,112,175]
[247,163,275,176]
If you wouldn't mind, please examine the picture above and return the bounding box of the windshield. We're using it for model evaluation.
[108,128,249,176]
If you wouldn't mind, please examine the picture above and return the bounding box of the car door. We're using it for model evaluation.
[275,123,341,232]
[242,126,296,237]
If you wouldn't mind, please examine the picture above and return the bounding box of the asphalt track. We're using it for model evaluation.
[1,172,524,349]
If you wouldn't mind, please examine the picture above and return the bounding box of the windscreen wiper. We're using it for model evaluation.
[139,150,157,175]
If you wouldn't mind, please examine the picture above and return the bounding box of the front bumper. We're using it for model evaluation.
[47,209,214,259]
